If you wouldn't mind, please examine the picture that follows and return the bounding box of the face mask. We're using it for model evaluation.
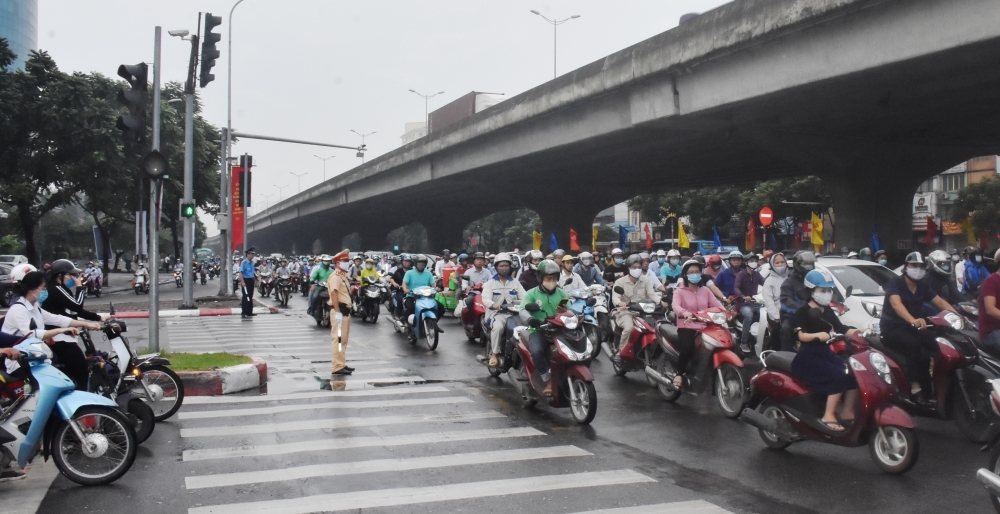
[747,262,758,270]
[657,258,665,264]
[905,267,926,281]
[614,258,624,265]
[669,258,679,266]
[36,290,48,304]
[340,261,351,271]
[941,264,950,273]
[365,264,373,269]
[542,280,558,292]
[801,264,814,271]
[497,266,510,277]
[771,265,787,276]
[581,258,592,266]
[416,263,426,271]
[813,291,833,306]
[877,259,887,266]
[712,263,721,270]
[976,256,983,263]
[952,255,960,262]
[65,277,77,289]
[629,268,642,278]
[322,263,330,269]
[686,274,702,284]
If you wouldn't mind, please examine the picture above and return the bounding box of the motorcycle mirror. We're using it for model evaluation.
[564,278,574,286]
[585,297,597,306]
[613,286,625,295]
[844,285,853,298]
[528,318,541,329]
[524,302,541,313]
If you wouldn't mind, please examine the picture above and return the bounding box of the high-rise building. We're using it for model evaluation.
[0,0,37,70]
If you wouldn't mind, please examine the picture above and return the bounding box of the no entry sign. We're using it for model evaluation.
[759,207,774,226]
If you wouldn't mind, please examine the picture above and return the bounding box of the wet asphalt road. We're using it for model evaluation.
[29,286,996,514]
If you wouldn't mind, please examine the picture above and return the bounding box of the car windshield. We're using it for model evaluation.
[826,265,896,296]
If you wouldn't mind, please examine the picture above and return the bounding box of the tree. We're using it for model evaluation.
[950,177,1000,242]
[463,209,540,253]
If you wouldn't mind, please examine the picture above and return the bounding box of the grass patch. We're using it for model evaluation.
[158,352,253,371]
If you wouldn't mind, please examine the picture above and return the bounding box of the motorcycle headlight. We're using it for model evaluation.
[710,312,728,325]
[640,303,655,314]
[964,305,979,316]
[701,333,723,349]
[589,285,604,295]
[562,315,579,330]
[555,338,587,361]
[869,352,890,374]
[849,357,866,371]
[944,312,964,330]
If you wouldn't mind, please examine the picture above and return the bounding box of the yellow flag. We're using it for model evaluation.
[810,212,824,246]
[677,220,690,248]
[962,216,976,245]
[532,231,541,251]
[592,226,598,250]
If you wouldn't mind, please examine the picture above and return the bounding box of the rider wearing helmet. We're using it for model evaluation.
[705,254,723,280]
[858,247,873,262]
[481,252,526,366]
[42,259,111,389]
[307,255,335,315]
[573,251,605,287]
[714,250,744,300]
[519,250,544,290]
[659,249,684,287]
[924,249,964,307]
[602,248,627,283]
[880,252,959,404]
[671,259,725,389]
[389,254,413,320]
[963,248,990,296]
[649,249,666,278]
[558,255,587,291]
[734,252,766,353]
[874,250,888,267]
[521,259,567,397]
[778,250,818,351]
[348,254,364,280]
[360,257,380,282]
[791,269,861,432]
[611,254,660,364]
[402,254,443,338]
[464,252,492,291]
[637,252,663,292]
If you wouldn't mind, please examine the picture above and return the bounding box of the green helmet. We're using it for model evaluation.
[536,259,561,281]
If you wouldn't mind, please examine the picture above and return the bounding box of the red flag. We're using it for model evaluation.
[925,216,937,246]
[745,219,756,252]
[643,224,652,250]
[569,229,580,251]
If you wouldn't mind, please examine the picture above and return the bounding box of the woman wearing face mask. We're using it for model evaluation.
[963,249,990,296]
[880,252,960,404]
[1,271,101,389]
[42,259,111,386]
[602,248,628,284]
[761,252,788,352]
[522,260,569,397]
[790,269,860,431]
[733,253,766,353]
[670,260,725,389]
[659,249,684,287]
[874,250,888,268]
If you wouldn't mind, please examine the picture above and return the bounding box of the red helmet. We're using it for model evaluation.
[707,254,722,265]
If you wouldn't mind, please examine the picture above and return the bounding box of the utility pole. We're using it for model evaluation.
[290,171,307,193]
[350,130,375,163]
[149,27,162,351]
[179,18,200,309]
[313,155,334,182]
[408,89,445,132]
[529,10,580,79]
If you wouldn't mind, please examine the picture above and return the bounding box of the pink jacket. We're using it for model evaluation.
[672,285,724,330]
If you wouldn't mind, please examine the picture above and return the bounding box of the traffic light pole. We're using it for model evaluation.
[149,27,163,352]
[181,28,199,309]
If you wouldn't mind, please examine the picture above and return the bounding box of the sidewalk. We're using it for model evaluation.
[87,296,277,318]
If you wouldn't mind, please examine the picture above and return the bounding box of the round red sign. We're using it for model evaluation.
[759,207,774,226]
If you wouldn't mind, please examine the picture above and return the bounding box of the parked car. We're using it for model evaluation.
[816,257,897,331]
[0,255,28,266]
[0,264,16,307]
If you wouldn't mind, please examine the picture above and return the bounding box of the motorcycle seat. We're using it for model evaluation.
[764,351,796,375]
[656,323,681,344]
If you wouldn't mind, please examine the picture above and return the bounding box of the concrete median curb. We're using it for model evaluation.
[99,305,278,318]
[177,359,268,396]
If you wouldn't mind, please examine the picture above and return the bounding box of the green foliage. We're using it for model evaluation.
[158,352,252,371]
[950,177,1000,239]
[0,234,20,254]
[464,209,540,253]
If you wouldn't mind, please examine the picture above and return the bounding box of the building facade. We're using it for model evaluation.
[0,0,37,70]
[914,155,999,250]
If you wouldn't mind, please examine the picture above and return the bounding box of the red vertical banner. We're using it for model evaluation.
[643,223,652,250]
[231,165,244,251]
[569,229,580,251]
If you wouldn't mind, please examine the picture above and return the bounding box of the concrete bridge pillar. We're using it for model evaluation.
[534,207,603,254]
[422,216,471,254]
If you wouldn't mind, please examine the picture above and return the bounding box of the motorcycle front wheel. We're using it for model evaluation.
[715,363,748,418]
[953,382,995,443]
[52,406,137,486]
[568,378,597,424]
[136,365,185,421]
[423,318,439,350]
[989,441,1000,511]
[869,425,919,474]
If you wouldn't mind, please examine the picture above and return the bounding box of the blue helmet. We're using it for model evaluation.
[803,269,835,290]
[458,253,469,261]
[400,253,412,262]
[728,250,743,259]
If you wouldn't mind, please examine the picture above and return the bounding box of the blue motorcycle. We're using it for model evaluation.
[407,286,440,350]
[568,287,603,359]
[1,337,137,485]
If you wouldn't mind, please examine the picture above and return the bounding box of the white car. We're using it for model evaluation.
[816,257,897,331]
[0,254,28,265]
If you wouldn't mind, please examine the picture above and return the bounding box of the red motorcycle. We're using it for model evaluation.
[741,328,919,474]
[867,310,997,443]
[506,301,598,424]
[603,294,664,378]
[644,307,749,418]
[461,283,487,346]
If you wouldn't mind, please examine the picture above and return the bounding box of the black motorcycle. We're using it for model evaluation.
[312,282,331,327]
[275,272,293,308]
[79,326,156,443]
[359,276,381,323]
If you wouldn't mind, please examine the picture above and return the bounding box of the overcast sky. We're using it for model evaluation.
[38,0,730,235]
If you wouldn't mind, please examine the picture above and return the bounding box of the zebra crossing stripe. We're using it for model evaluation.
[568,501,734,514]
[187,469,655,514]
[182,385,448,405]
[182,426,544,461]
[185,445,590,489]
[177,396,473,420]
[180,411,505,438]
[279,367,408,377]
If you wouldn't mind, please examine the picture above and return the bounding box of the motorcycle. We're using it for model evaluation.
[173,270,182,288]
[732,295,768,356]
[133,273,148,295]
[312,282,331,328]
[867,310,998,443]
[210,263,220,280]
[975,379,1000,511]
[300,270,311,296]
[589,284,612,349]
[604,295,664,378]
[0,338,138,485]
[644,306,749,418]
[359,276,382,323]
[434,273,461,318]
[507,301,598,424]
[461,283,487,346]
[476,303,523,378]
[275,272,293,308]
[257,270,273,298]
[567,286,604,360]
[740,328,919,474]
[85,274,102,297]
[199,266,208,285]
[405,285,440,350]
[78,329,154,444]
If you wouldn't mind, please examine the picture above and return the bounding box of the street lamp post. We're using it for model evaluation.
[529,10,580,79]
[313,155,334,182]
[222,0,246,296]
[260,193,274,210]
[277,184,290,202]
[350,130,375,163]
[290,171,308,193]
[408,89,445,132]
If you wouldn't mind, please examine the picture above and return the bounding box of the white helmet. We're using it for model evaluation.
[611,248,624,256]
[494,252,512,265]
[578,251,594,265]
[11,263,37,283]
[666,249,681,258]
[655,249,666,257]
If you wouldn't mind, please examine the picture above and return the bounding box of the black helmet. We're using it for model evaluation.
[874,250,887,260]
[858,247,872,261]
[692,255,706,266]
[472,252,486,261]
[792,251,817,276]
[904,251,924,265]
[413,254,429,266]
[50,258,82,275]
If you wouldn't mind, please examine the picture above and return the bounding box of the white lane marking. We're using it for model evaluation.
[180,411,504,438]
[182,385,448,405]
[185,445,589,489]
[309,375,426,384]
[182,426,544,461]
[173,347,359,354]
[279,367,408,377]
[178,396,473,420]
[188,469,655,514]
[569,501,734,514]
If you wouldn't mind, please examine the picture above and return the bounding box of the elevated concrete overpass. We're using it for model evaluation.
[249,0,1000,254]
